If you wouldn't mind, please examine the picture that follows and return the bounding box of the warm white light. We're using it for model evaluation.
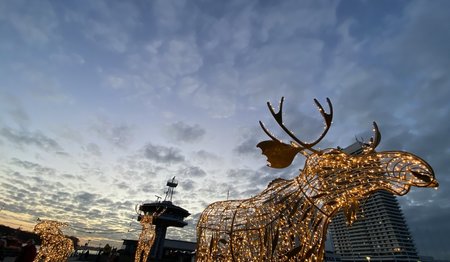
[134,208,166,262]
[135,215,156,262]
[33,220,74,262]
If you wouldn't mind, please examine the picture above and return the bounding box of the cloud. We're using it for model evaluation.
[402,204,450,258]
[233,126,265,158]
[74,192,99,205]
[84,143,102,157]
[376,1,450,74]
[98,0,337,118]
[234,137,259,156]
[90,118,133,148]
[0,127,63,152]
[192,150,220,162]
[143,143,185,164]
[160,39,204,77]
[49,51,85,65]
[21,69,75,105]
[10,158,57,177]
[181,166,206,178]
[63,1,139,53]
[78,162,105,178]
[180,179,196,191]
[0,165,139,236]
[165,121,206,143]
[0,93,30,128]
[0,0,58,45]
[224,168,274,199]
[103,36,204,100]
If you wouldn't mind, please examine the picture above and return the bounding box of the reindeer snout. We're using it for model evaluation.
[410,169,437,187]
[428,180,439,188]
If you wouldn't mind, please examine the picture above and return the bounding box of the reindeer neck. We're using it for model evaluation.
[295,174,336,218]
[257,178,303,211]
[258,178,330,222]
[268,177,332,261]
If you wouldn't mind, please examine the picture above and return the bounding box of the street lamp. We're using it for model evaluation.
[366,256,371,262]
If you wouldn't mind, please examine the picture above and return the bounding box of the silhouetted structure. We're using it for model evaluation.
[137,177,190,260]
[123,239,195,262]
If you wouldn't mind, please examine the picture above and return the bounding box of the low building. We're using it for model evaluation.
[121,238,195,262]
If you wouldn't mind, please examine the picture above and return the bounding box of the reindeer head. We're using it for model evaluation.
[258,97,438,224]
[137,206,166,226]
[34,220,68,236]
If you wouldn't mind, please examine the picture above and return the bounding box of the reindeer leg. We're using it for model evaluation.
[33,252,42,262]
[142,247,150,262]
[134,244,142,262]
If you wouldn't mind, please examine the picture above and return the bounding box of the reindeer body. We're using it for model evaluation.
[197,178,330,261]
[134,207,166,262]
[196,97,438,262]
[135,215,156,262]
[33,220,73,262]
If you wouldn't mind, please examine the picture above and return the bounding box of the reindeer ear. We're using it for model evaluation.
[257,140,301,168]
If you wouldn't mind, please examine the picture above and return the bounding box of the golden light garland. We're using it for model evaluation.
[134,208,166,262]
[33,220,74,262]
[196,97,438,262]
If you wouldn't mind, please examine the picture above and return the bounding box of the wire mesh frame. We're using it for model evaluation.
[196,150,437,262]
[34,220,74,262]
[134,215,157,262]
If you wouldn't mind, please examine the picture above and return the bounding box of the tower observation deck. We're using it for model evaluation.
[138,177,190,260]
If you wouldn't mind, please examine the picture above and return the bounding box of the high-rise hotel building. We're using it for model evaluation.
[329,142,419,262]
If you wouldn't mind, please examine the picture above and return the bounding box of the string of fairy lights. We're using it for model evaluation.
[34,220,74,262]
[32,214,163,262]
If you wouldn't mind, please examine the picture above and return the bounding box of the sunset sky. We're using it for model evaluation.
[0,0,449,259]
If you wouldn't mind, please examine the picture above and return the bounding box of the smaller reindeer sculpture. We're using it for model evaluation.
[196,97,438,262]
[134,207,166,262]
[33,220,74,262]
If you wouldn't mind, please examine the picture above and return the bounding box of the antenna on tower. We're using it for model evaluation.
[164,176,178,202]
[155,195,162,202]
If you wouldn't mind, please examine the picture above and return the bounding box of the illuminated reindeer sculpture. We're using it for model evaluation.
[196,97,438,262]
[134,207,166,262]
[33,220,74,262]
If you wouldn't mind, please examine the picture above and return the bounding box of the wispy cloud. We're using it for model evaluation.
[143,143,185,164]
[165,121,206,143]
[0,0,58,46]
[0,127,63,152]
[90,117,134,149]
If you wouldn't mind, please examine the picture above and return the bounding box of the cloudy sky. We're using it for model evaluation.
[0,0,449,259]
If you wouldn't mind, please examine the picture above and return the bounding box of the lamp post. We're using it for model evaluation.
[366,256,371,262]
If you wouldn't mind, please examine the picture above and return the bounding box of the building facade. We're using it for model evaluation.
[329,142,419,262]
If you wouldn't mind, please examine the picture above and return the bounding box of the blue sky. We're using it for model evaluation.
[0,0,449,259]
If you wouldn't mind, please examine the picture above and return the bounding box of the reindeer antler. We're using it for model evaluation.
[363,122,381,153]
[258,97,333,168]
[259,97,333,154]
